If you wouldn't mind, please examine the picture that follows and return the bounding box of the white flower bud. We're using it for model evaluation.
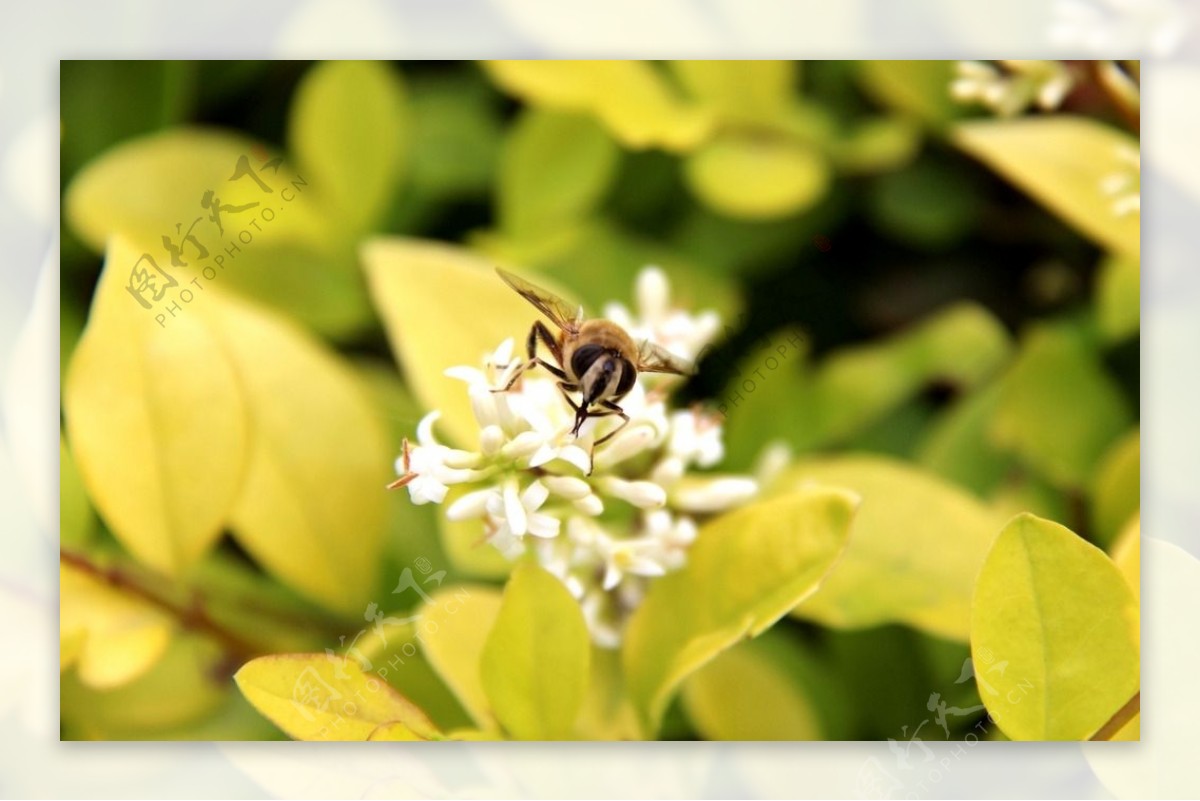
[542,475,592,500]
[671,476,758,512]
[600,477,667,509]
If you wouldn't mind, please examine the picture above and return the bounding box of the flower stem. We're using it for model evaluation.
[1089,690,1140,740]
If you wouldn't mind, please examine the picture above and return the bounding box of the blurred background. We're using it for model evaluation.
[57,60,1140,742]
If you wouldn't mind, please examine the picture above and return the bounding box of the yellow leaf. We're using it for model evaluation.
[61,634,228,739]
[623,486,856,735]
[684,132,830,219]
[682,632,826,741]
[417,584,504,731]
[1090,428,1140,548]
[59,559,173,689]
[367,720,433,741]
[65,128,323,255]
[481,563,590,740]
[362,237,579,448]
[60,433,95,548]
[208,290,390,616]
[670,60,794,123]
[777,456,1005,641]
[971,513,1139,740]
[954,117,1140,261]
[64,237,250,575]
[483,60,714,152]
[235,653,439,741]
[1111,514,1141,607]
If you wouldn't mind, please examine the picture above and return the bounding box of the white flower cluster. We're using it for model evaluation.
[392,267,756,646]
[950,60,1075,117]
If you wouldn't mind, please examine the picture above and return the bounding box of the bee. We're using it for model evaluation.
[493,267,695,447]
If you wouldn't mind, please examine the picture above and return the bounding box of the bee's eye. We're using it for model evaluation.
[570,344,605,379]
[615,358,636,397]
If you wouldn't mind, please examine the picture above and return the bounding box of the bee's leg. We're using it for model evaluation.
[591,400,630,448]
[493,322,564,392]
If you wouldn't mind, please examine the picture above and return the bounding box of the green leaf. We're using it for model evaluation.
[209,290,390,616]
[407,70,502,198]
[867,156,982,248]
[417,584,504,730]
[235,653,439,741]
[775,456,1004,640]
[63,237,250,575]
[684,132,830,220]
[991,322,1132,488]
[1090,428,1140,549]
[499,109,620,238]
[288,60,408,234]
[953,117,1140,261]
[623,485,856,735]
[59,558,174,689]
[362,237,580,448]
[723,304,1011,470]
[60,434,95,548]
[481,563,591,739]
[483,60,714,152]
[916,381,1012,496]
[670,61,794,124]
[970,513,1139,740]
[682,629,843,740]
[857,61,972,128]
[830,116,922,174]
[1096,255,1140,342]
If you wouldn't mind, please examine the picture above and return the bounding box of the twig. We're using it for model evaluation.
[1089,691,1140,740]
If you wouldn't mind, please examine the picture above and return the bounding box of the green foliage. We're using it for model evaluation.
[481,563,591,739]
[623,486,856,735]
[970,514,1139,740]
[953,117,1140,261]
[59,60,1139,742]
[774,456,1003,640]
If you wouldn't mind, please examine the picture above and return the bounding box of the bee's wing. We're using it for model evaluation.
[637,340,696,376]
[496,267,582,333]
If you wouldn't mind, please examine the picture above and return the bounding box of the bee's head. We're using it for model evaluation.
[572,344,636,408]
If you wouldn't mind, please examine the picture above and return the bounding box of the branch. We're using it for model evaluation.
[60,549,262,665]
[1089,691,1140,740]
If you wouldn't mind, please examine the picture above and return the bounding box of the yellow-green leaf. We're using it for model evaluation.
[288,60,408,234]
[60,433,95,548]
[483,60,714,152]
[954,117,1140,261]
[1096,254,1140,342]
[670,60,794,124]
[1090,428,1140,548]
[417,584,504,730]
[776,456,1004,640]
[991,323,1132,489]
[209,290,389,616]
[59,559,174,689]
[857,61,971,128]
[576,646,640,741]
[481,563,590,740]
[362,237,579,448]
[499,109,619,238]
[234,653,438,741]
[916,380,1012,496]
[970,513,1139,740]
[61,634,228,739]
[367,720,434,741]
[684,132,830,220]
[623,485,856,735]
[1111,514,1140,602]
[64,237,249,575]
[682,631,831,741]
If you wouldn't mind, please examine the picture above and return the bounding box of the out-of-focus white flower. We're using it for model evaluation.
[1100,145,1141,218]
[604,266,721,364]
[391,266,759,646]
[950,60,1075,117]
